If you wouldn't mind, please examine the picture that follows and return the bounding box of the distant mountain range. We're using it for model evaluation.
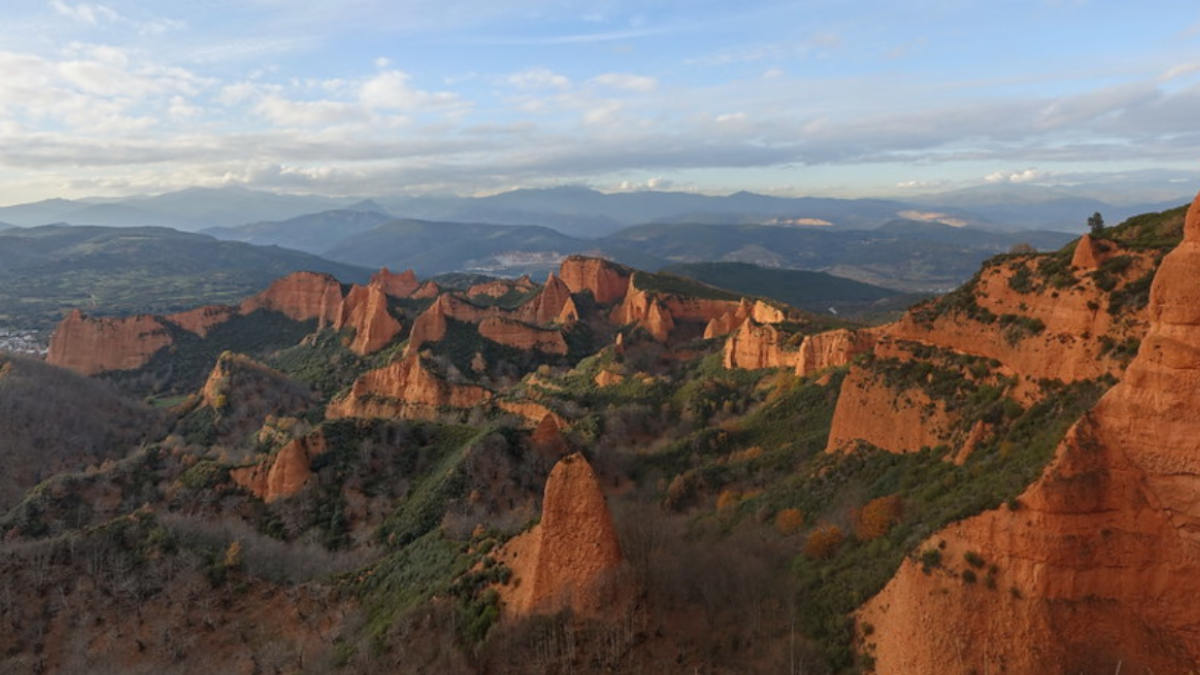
[0,183,1190,237]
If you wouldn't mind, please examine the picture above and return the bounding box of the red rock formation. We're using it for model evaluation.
[558,255,631,305]
[46,310,173,375]
[240,271,344,326]
[369,267,420,298]
[1069,233,1118,269]
[886,248,1154,390]
[860,191,1200,673]
[594,369,625,387]
[478,316,568,355]
[334,284,403,355]
[497,400,561,426]
[825,365,954,454]
[722,319,801,370]
[518,273,577,325]
[495,453,623,618]
[611,283,677,342]
[794,328,878,377]
[165,305,238,337]
[530,413,570,458]
[230,433,327,503]
[411,280,442,299]
[327,354,492,420]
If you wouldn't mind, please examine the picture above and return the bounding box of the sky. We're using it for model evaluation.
[1,0,1200,203]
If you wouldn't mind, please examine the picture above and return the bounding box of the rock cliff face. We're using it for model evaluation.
[230,433,328,503]
[411,280,442,299]
[334,284,403,355]
[794,328,878,377]
[326,354,492,420]
[46,311,173,375]
[860,192,1200,674]
[164,305,238,337]
[478,316,568,355]
[825,363,954,454]
[239,271,344,325]
[722,320,798,370]
[1069,233,1118,269]
[468,275,535,300]
[558,255,631,305]
[518,273,577,325]
[888,249,1153,388]
[369,267,420,298]
[495,453,623,618]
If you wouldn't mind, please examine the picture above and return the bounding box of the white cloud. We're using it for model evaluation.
[715,112,746,123]
[591,72,657,92]
[507,67,570,90]
[984,168,1047,183]
[1160,63,1200,82]
[253,95,365,127]
[50,1,118,25]
[360,69,463,110]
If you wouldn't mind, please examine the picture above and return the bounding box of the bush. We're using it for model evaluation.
[775,508,805,535]
[964,551,985,568]
[803,524,845,560]
[920,548,942,573]
[854,494,902,541]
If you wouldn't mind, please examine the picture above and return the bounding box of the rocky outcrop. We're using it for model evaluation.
[404,294,495,355]
[478,317,568,355]
[860,191,1200,673]
[887,250,1154,389]
[46,310,173,375]
[1069,233,1117,269]
[518,273,577,325]
[611,284,676,342]
[495,453,623,618]
[497,400,562,427]
[594,369,625,387]
[722,320,801,370]
[825,364,954,454]
[334,284,403,355]
[369,267,420,298]
[164,305,238,337]
[795,328,878,377]
[327,354,492,420]
[411,280,442,299]
[558,255,631,305]
[530,413,570,458]
[230,433,328,503]
[468,275,536,300]
[239,271,344,325]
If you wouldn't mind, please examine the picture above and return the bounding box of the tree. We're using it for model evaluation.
[1088,212,1105,235]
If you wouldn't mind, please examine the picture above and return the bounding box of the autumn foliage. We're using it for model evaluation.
[854,494,903,541]
[804,524,845,559]
[774,508,804,535]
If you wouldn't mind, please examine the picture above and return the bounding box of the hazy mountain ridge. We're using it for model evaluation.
[3,183,1188,236]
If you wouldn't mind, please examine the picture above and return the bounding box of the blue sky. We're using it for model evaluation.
[1,0,1199,203]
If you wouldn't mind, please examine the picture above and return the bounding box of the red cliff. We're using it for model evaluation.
[495,453,623,618]
[478,316,568,355]
[795,328,878,377]
[164,305,238,337]
[326,354,492,420]
[334,284,403,355]
[369,267,420,298]
[518,273,577,325]
[230,433,328,503]
[558,255,631,305]
[860,191,1200,673]
[46,310,173,375]
[240,271,344,326]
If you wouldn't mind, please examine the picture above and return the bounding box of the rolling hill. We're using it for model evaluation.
[0,225,370,331]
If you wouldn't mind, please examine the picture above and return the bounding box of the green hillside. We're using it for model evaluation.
[0,225,370,331]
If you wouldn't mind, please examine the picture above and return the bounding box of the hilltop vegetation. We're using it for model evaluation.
[0,225,369,332]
